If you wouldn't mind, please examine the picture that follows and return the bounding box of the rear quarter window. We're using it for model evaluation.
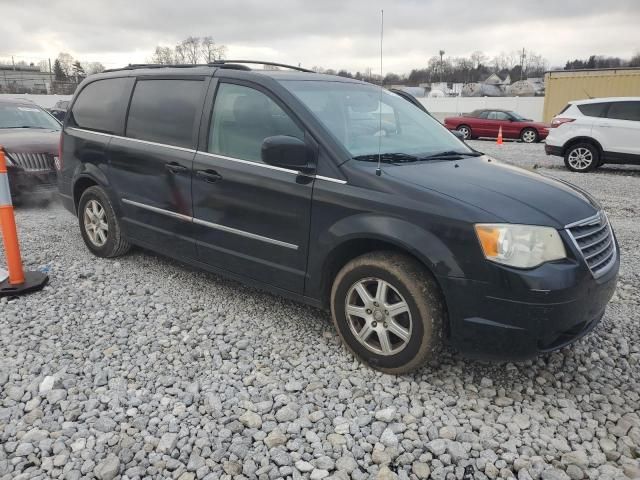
[606,101,640,121]
[69,77,134,134]
[125,79,204,148]
[577,102,609,117]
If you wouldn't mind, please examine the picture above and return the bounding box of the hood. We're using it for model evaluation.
[383,156,597,228]
[0,128,60,154]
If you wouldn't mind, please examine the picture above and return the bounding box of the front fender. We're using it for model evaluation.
[305,212,467,303]
[327,214,464,277]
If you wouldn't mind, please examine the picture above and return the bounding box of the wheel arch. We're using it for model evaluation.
[72,164,111,213]
[319,235,453,339]
[562,136,603,157]
[520,126,538,137]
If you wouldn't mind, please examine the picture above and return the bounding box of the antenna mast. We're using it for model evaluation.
[376,9,384,177]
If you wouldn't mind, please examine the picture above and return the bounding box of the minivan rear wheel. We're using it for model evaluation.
[78,186,131,257]
[330,252,444,374]
[564,143,598,172]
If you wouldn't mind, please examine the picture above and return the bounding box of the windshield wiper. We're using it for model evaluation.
[420,150,483,160]
[353,152,422,164]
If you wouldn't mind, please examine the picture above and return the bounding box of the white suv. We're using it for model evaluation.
[545,97,640,172]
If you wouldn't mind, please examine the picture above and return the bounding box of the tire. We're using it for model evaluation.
[330,251,444,374]
[78,186,131,257]
[456,125,471,140]
[564,142,599,172]
[520,128,538,143]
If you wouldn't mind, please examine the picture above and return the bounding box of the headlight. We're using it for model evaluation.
[475,224,566,268]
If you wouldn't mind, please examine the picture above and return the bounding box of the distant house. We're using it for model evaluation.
[482,73,511,86]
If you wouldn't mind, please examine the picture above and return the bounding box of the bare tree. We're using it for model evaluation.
[470,51,487,69]
[180,37,201,64]
[83,62,106,75]
[201,36,227,62]
[175,44,188,64]
[57,52,75,76]
[151,46,174,65]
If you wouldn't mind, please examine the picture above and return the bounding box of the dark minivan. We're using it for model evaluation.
[58,61,619,373]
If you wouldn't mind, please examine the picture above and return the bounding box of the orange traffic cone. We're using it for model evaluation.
[0,147,48,297]
[496,126,503,145]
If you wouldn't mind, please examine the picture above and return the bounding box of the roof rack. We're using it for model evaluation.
[208,60,314,73]
[103,60,314,74]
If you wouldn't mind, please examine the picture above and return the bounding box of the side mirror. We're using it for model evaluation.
[452,130,465,141]
[261,135,315,171]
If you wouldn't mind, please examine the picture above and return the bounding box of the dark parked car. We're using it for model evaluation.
[58,61,618,373]
[48,100,70,122]
[444,109,549,143]
[0,98,61,202]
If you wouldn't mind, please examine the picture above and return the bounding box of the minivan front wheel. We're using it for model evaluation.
[565,143,598,172]
[331,252,443,374]
[78,186,131,257]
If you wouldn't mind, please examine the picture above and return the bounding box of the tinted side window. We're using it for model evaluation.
[607,101,640,121]
[209,83,303,163]
[70,78,133,134]
[126,79,204,148]
[488,111,509,120]
[577,102,609,117]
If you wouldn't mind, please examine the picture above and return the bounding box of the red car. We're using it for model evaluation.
[0,98,61,203]
[444,109,549,143]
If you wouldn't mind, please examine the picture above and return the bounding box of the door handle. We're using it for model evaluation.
[166,162,188,174]
[196,169,223,183]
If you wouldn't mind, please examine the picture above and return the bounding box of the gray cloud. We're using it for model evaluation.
[2,0,639,72]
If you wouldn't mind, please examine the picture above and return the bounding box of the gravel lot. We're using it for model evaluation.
[1,142,639,480]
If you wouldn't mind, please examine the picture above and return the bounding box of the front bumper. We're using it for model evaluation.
[438,240,619,361]
[7,167,58,202]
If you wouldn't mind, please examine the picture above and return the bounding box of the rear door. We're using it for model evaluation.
[191,79,314,293]
[469,110,489,136]
[108,76,208,258]
[600,101,640,157]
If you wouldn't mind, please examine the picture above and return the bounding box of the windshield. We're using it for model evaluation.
[0,104,61,130]
[282,80,472,158]
[509,111,528,121]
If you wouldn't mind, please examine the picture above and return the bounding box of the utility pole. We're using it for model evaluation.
[439,50,445,83]
[48,58,53,94]
[11,56,15,71]
[520,48,526,81]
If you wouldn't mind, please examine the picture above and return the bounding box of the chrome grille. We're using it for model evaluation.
[7,152,55,171]
[566,212,616,277]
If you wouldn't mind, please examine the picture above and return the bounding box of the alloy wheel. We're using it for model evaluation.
[83,199,108,247]
[345,277,413,356]
[568,147,593,170]
[522,130,537,143]
[457,126,470,139]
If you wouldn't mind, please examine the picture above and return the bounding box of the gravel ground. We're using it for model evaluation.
[1,142,639,480]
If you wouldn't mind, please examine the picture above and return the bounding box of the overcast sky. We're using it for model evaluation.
[2,0,639,73]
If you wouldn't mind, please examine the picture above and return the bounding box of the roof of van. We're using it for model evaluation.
[96,62,366,84]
